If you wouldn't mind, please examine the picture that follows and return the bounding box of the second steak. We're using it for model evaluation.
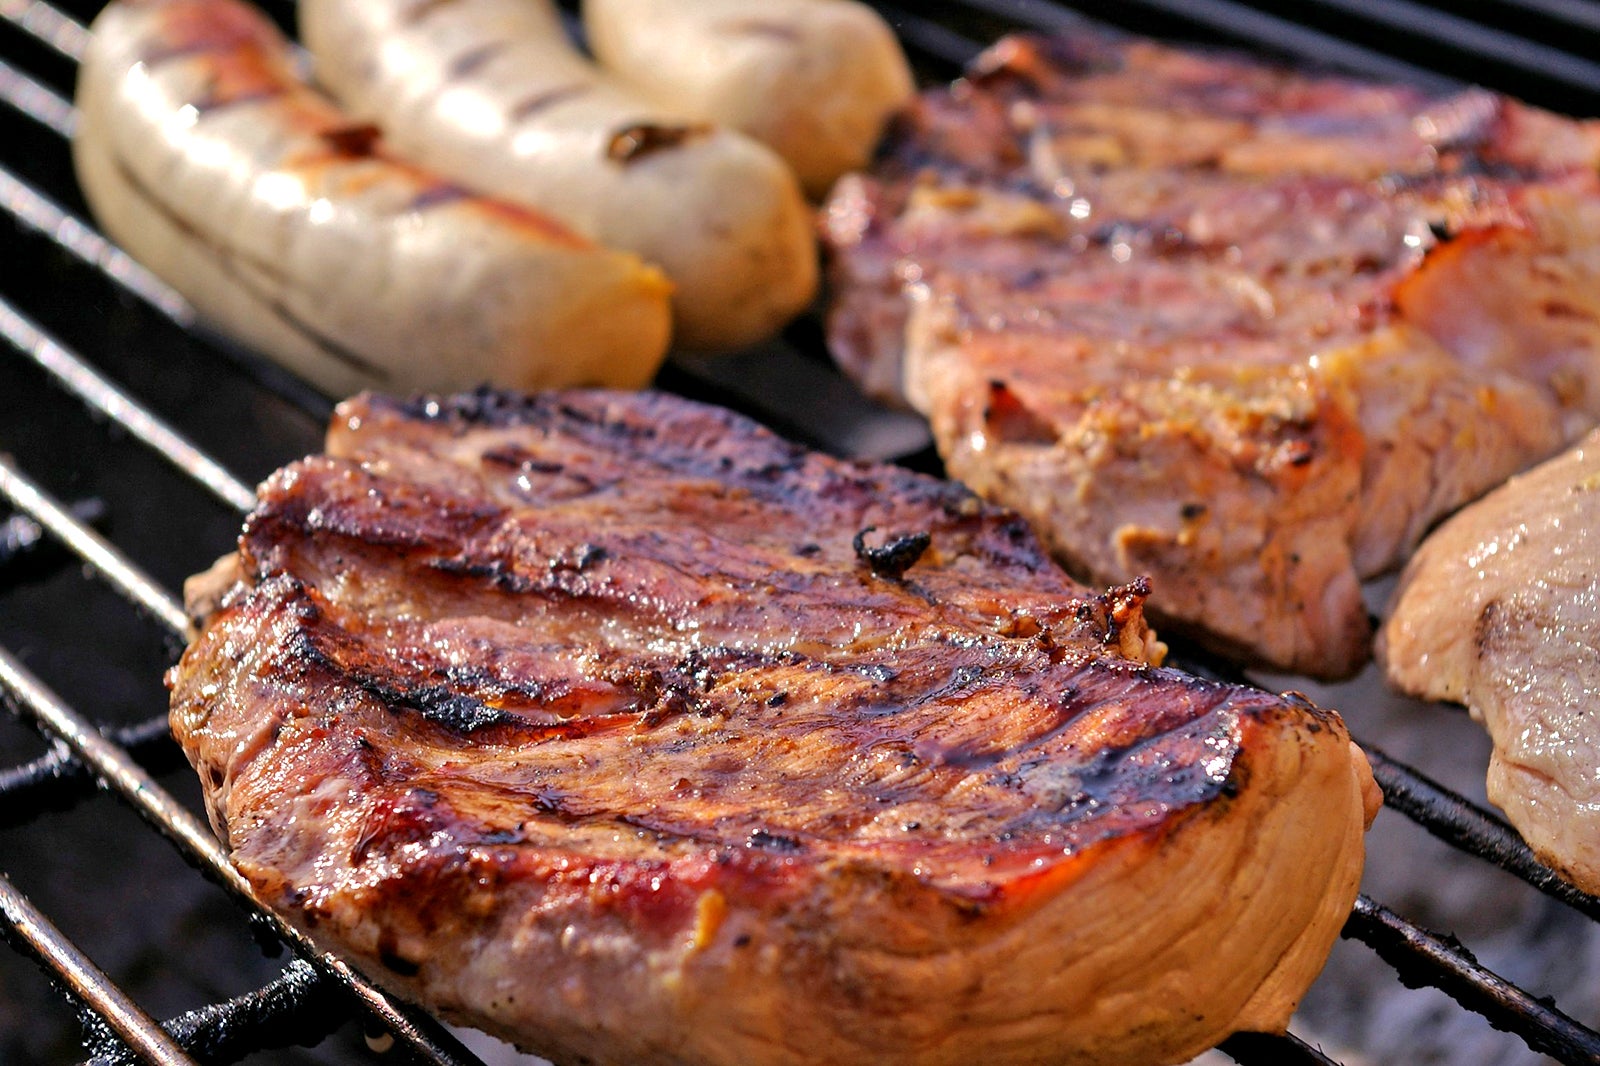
[824,33,1600,678]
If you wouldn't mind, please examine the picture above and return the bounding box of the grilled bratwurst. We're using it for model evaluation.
[74,0,670,397]
[823,33,1600,679]
[169,389,1377,1066]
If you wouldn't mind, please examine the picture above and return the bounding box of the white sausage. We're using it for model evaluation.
[583,0,915,198]
[299,0,818,352]
[73,0,672,398]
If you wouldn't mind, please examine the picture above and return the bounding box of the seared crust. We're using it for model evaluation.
[170,389,1374,1065]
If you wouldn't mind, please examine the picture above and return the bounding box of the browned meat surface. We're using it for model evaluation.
[169,389,1377,1066]
[1380,429,1600,895]
[823,32,1600,678]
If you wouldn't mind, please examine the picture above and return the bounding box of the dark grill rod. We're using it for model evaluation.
[867,5,983,68]
[0,56,340,426]
[1366,744,1600,923]
[0,454,192,633]
[0,714,176,827]
[0,643,486,1066]
[1344,894,1600,1063]
[1295,0,1600,91]
[1220,1030,1338,1065]
[0,59,192,325]
[1496,0,1600,33]
[0,497,104,585]
[0,872,198,1066]
[951,0,1456,90]
[85,959,347,1066]
[0,298,259,513]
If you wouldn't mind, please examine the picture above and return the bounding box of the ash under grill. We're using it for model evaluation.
[3,1,1600,1063]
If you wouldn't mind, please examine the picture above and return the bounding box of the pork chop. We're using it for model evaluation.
[168,388,1378,1066]
[822,33,1600,678]
[1379,428,1600,895]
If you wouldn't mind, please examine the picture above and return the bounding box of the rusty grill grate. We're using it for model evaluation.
[3,1,1600,1063]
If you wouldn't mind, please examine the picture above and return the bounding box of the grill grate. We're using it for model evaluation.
[4,1,1600,1063]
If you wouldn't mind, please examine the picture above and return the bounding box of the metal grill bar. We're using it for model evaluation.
[1345,895,1600,1062]
[2,0,1600,1062]
[1282,0,1600,90]
[0,300,259,514]
[84,960,348,1066]
[1494,0,1600,33]
[960,0,1457,88]
[0,641,485,1066]
[0,455,191,633]
[0,873,198,1066]
[1366,745,1600,923]
[0,0,88,61]
[0,714,175,826]
[1219,1031,1339,1066]
[0,54,74,133]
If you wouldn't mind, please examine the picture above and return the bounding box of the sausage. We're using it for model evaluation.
[299,0,818,351]
[583,0,915,198]
[73,0,672,398]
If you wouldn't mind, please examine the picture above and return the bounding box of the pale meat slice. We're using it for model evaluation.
[822,32,1600,678]
[1379,429,1600,895]
[169,389,1377,1066]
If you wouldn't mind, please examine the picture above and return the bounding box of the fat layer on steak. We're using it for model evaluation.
[822,32,1600,678]
[1380,428,1600,895]
[169,389,1377,1066]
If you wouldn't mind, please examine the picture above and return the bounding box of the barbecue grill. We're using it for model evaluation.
[4,1,1600,1062]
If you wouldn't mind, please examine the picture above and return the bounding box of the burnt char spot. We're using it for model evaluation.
[283,617,520,734]
[854,526,932,579]
[606,123,713,164]
[384,386,550,426]
[746,828,805,852]
[377,682,519,733]
[319,124,383,158]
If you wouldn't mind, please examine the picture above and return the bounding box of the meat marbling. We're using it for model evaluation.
[822,32,1600,679]
[169,389,1378,1066]
[1380,428,1600,896]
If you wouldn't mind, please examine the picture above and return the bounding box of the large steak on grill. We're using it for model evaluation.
[823,32,1600,678]
[169,389,1377,1066]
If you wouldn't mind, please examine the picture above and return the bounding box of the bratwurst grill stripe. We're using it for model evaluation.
[171,388,1376,1066]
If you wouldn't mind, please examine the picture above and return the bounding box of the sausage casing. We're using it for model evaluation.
[584,0,914,197]
[299,0,818,351]
[74,0,673,397]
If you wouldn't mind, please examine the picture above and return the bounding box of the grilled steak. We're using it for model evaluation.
[169,389,1377,1066]
[823,32,1600,678]
[1380,429,1600,895]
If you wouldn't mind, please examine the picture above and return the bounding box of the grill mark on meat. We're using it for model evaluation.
[170,388,1376,1066]
[823,29,1600,678]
